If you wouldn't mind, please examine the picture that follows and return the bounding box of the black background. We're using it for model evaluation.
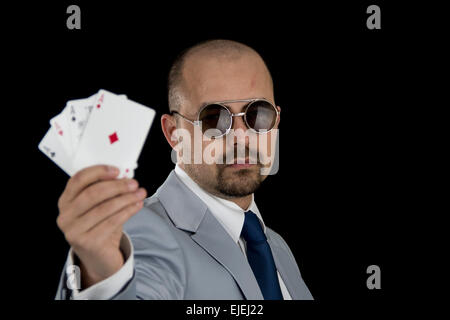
[3,0,438,314]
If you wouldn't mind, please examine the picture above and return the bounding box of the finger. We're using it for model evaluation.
[85,200,144,244]
[62,165,120,204]
[69,178,140,219]
[75,188,147,234]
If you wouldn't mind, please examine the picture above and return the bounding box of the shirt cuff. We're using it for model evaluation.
[66,232,134,300]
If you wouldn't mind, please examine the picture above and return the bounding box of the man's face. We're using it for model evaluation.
[176,52,279,199]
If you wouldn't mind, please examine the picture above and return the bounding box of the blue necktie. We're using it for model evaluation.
[240,211,283,300]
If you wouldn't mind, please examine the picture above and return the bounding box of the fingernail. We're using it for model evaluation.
[135,188,146,198]
[128,180,137,190]
[108,166,119,174]
[128,180,138,190]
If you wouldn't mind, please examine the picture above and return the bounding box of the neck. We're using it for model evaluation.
[228,195,253,211]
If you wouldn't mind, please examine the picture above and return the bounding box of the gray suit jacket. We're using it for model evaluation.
[55,170,313,300]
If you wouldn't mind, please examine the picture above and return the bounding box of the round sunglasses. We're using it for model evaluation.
[171,98,279,138]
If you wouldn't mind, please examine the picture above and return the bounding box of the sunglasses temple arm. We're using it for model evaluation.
[173,112,198,126]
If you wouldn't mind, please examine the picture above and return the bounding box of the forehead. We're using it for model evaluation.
[181,53,273,112]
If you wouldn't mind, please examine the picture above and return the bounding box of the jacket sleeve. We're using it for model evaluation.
[55,205,187,300]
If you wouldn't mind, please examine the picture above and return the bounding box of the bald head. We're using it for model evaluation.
[167,39,274,113]
[162,40,279,203]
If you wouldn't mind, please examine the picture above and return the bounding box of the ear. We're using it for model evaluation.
[161,113,179,149]
[276,106,281,126]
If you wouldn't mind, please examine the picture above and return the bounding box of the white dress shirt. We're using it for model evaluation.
[67,165,291,300]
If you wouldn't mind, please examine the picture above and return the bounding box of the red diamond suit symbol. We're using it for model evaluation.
[109,132,119,144]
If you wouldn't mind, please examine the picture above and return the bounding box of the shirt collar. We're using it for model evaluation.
[174,164,267,243]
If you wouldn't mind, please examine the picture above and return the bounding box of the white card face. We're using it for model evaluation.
[72,89,155,179]
[50,108,73,157]
[120,167,135,178]
[38,126,75,176]
[67,94,128,154]
[65,94,97,154]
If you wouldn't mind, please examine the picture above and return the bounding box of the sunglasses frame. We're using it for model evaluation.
[171,98,279,138]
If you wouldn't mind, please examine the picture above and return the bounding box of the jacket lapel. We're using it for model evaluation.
[156,170,264,300]
[267,235,303,300]
[191,210,264,300]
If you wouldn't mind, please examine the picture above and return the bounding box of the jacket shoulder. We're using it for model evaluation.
[124,195,173,229]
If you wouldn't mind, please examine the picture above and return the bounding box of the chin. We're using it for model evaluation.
[217,167,262,197]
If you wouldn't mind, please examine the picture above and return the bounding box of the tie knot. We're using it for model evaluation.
[241,211,267,244]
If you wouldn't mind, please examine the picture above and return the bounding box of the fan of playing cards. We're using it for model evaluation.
[38,89,156,179]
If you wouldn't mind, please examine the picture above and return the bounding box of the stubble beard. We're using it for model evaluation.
[184,163,264,199]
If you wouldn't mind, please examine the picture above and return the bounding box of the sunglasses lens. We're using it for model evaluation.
[199,104,231,137]
[245,100,277,132]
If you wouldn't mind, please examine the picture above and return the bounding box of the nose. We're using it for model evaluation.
[231,113,248,132]
[230,113,250,146]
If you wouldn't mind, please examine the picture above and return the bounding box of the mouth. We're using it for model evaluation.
[226,158,257,169]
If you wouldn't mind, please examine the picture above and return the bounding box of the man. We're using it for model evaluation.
[55,39,313,300]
